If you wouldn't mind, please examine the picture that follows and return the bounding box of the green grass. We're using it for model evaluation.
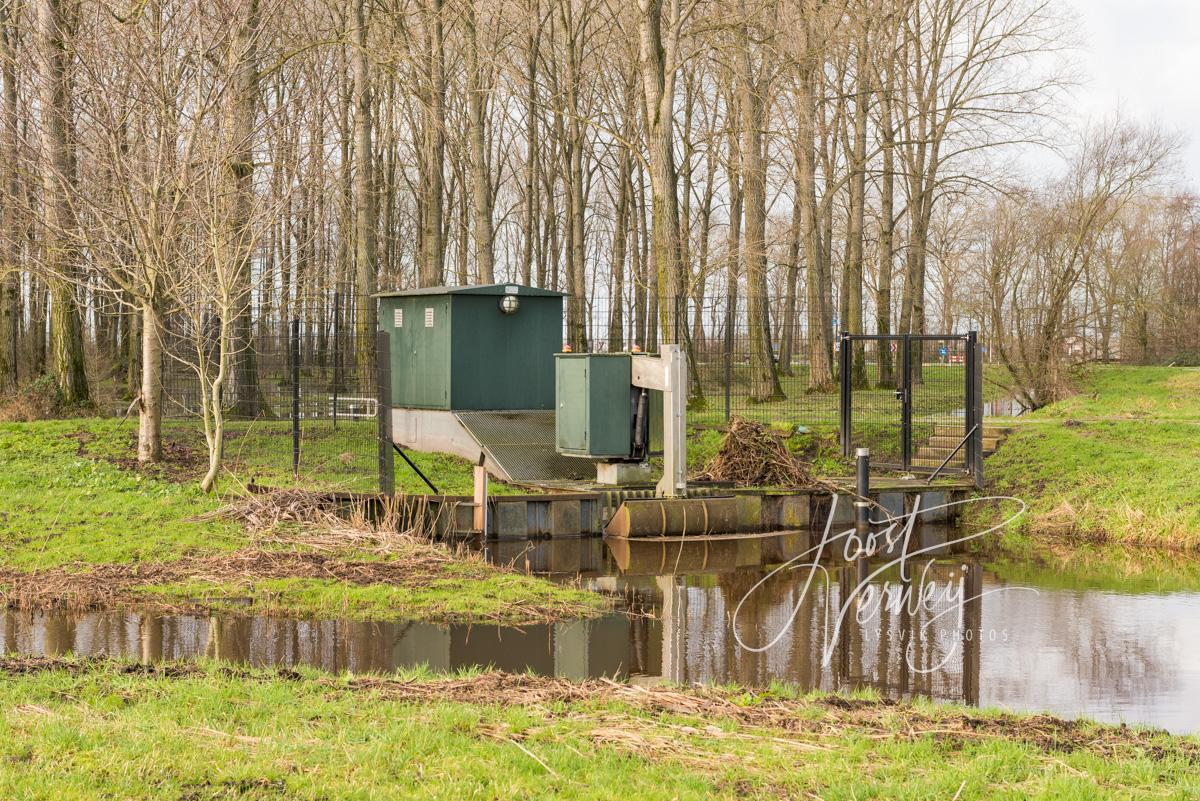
[689,362,1006,427]
[0,659,1194,800]
[132,572,608,624]
[0,419,241,570]
[160,418,525,496]
[987,547,1200,595]
[974,366,1200,552]
[0,419,606,623]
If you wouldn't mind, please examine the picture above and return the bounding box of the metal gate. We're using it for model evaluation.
[838,332,983,485]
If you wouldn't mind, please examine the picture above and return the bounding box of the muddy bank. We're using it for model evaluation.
[0,536,607,624]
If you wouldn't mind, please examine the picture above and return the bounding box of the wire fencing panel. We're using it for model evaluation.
[579,294,841,434]
[158,310,378,492]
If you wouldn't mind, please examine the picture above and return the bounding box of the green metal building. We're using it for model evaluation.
[375,284,564,411]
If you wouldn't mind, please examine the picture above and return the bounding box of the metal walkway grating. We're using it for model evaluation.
[455,411,597,484]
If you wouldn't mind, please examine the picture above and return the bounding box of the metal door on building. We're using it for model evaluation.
[838,332,983,485]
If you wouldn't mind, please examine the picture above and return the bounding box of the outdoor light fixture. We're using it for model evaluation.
[499,294,520,315]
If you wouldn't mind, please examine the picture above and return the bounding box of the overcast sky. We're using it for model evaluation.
[1067,0,1200,183]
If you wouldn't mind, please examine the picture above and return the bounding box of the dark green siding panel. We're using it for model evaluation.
[448,294,561,410]
[411,297,451,408]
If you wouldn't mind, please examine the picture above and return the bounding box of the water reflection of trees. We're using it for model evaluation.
[635,559,982,704]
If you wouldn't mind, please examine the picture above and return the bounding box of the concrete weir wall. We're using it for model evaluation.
[423,484,970,539]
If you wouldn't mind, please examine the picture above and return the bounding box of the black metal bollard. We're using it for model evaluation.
[855,447,870,583]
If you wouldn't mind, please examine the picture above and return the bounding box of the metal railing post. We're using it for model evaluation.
[332,290,340,430]
[968,330,984,488]
[900,335,913,470]
[723,309,733,423]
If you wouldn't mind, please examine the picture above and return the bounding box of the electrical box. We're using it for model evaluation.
[555,354,663,460]
[555,354,635,459]
[375,284,564,411]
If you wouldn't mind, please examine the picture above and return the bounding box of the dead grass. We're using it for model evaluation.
[1,657,1194,766]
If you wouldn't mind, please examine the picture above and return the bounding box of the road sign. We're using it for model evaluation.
[890,341,897,353]
[939,346,948,358]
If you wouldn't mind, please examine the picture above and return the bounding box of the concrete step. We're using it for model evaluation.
[912,457,967,469]
[933,424,1010,439]
[928,435,1001,450]
[915,448,967,464]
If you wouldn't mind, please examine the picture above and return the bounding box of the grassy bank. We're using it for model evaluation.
[0,658,1194,800]
[977,366,1200,553]
[0,419,605,624]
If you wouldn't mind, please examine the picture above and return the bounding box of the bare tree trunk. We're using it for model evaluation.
[37,0,88,404]
[608,93,633,351]
[846,23,869,387]
[723,103,742,364]
[464,0,494,282]
[352,0,377,375]
[778,175,802,375]
[796,44,831,391]
[226,0,263,417]
[137,300,162,462]
[632,162,647,348]
[520,2,540,286]
[876,56,896,386]
[419,0,445,287]
[0,0,18,393]
[639,0,681,336]
[737,6,783,403]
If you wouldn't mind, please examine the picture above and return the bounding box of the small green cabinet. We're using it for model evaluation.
[555,354,635,459]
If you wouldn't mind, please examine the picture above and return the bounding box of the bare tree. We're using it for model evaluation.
[36,0,88,403]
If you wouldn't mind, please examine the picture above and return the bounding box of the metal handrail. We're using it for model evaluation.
[926,423,979,485]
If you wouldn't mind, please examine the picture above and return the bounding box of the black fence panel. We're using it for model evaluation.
[839,332,981,479]
[156,312,379,492]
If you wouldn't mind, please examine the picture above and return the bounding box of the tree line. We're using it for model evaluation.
[0,0,1195,487]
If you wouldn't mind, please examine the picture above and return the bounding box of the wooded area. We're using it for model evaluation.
[0,0,1196,482]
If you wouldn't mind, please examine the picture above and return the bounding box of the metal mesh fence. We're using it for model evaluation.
[579,295,843,433]
[571,296,977,475]
[157,314,379,492]
[113,288,976,492]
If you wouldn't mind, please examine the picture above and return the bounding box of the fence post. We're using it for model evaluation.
[290,317,300,479]
[900,335,913,470]
[376,330,395,496]
[332,290,340,430]
[967,330,984,488]
[723,306,733,423]
[838,331,851,457]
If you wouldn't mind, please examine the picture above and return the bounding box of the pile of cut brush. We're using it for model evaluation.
[694,417,816,488]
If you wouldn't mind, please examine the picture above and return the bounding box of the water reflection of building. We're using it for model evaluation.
[3,531,981,703]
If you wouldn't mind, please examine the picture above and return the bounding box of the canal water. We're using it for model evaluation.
[4,533,1200,734]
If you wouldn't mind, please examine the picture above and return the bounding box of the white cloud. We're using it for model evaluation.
[1068,0,1200,182]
